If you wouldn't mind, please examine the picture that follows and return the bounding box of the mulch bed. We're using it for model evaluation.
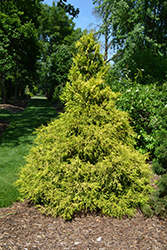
[0,201,167,250]
[0,101,167,249]
[0,104,25,114]
[0,98,28,111]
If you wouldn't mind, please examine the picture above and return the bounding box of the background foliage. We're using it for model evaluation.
[106,71,167,155]
[152,107,167,198]
[37,2,82,101]
[0,0,42,102]
[93,0,167,84]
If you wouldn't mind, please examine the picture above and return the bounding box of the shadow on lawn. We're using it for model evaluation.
[0,98,59,146]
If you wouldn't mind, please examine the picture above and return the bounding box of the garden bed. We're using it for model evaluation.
[0,201,167,249]
[0,100,166,249]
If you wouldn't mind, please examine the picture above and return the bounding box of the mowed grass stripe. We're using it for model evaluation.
[0,97,58,208]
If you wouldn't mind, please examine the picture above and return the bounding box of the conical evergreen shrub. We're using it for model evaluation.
[15,32,152,220]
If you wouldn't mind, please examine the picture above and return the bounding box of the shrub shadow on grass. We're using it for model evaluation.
[0,98,59,146]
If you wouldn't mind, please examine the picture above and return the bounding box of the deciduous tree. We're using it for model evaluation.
[37,2,82,101]
[93,0,167,83]
[0,0,42,102]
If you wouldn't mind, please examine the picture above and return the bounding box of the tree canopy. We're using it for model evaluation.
[93,0,167,83]
[0,0,81,102]
[37,2,82,101]
[0,0,42,102]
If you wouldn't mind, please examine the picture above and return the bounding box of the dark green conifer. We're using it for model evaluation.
[152,107,167,197]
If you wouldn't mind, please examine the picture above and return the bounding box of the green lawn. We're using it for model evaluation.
[0,97,58,208]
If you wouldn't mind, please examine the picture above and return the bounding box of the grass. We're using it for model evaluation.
[0,96,58,208]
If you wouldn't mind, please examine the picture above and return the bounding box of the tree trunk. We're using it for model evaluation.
[1,71,6,104]
[104,14,109,62]
[14,62,17,103]
[104,26,108,62]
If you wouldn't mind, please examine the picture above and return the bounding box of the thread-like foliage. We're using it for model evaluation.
[15,32,152,220]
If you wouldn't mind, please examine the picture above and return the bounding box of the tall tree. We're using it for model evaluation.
[38,2,82,101]
[92,1,112,62]
[57,0,79,17]
[0,0,42,103]
[93,0,167,83]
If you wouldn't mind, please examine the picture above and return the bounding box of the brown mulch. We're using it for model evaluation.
[0,104,25,114]
[0,99,28,113]
[0,201,167,250]
[0,101,167,249]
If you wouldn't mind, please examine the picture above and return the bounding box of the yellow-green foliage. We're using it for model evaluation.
[15,32,152,220]
[68,31,105,82]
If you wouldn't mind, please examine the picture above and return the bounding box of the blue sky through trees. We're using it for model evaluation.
[42,0,114,62]
[43,0,96,31]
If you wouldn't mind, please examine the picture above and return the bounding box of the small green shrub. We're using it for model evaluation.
[141,204,154,217]
[142,191,167,219]
[152,107,167,197]
[15,32,152,220]
[141,107,167,219]
[106,70,167,155]
[24,85,33,98]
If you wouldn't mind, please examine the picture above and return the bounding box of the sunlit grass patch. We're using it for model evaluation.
[0,97,58,208]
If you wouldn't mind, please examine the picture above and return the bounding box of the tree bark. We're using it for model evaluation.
[14,61,17,103]
[104,24,108,62]
[1,71,6,104]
